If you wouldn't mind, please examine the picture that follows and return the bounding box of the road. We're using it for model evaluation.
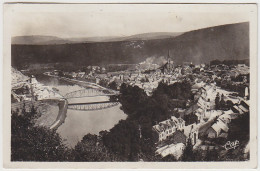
[50,98,68,130]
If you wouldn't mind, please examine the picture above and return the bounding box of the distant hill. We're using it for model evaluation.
[122,32,183,41]
[11,22,249,69]
[12,32,182,44]
[12,36,71,45]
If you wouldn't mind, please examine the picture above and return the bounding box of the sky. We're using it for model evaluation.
[10,4,251,38]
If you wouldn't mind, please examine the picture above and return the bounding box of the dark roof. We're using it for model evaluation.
[172,130,187,144]
[231,106,240,113]
[240,100,249,109]
[198,119,215,135]
[185,104,199,115]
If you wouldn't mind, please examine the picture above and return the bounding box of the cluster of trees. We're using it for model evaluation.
[72,133,119,161]
[215,93,234,110]
[97,80,119,91]
[210,59,249,66]
[227,112,249,144]
[106,65,130,72]
[102,120,146,161]
[231,74,249,83]
[11,105,121,161]
[11,106,71,161]
[215,79,247,97]
[13,86,30,95]
[153,81,192,100]
[100,81,193,161]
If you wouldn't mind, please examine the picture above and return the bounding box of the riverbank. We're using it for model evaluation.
[35,103,59,128]
[43,72,118,93]
[50,98,68,130]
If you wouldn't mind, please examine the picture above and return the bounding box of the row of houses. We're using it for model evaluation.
[152,82,217,141]
[152,80,245,159]
[204,100,249,139]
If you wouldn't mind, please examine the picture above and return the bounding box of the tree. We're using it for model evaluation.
[58,71,64,77]
[161,155,177,161]
[210,59,221,66]
[182,138,195,161]
[219,94,226,110]
[215,92,220,109]
[205,148,219,161]
[108,81,118,90]
[72,134,118,161]
[102,120,141,161]
[227,113,249,143]
[11,106,70,161]
[99,79,108,87]
[226,100,234,109]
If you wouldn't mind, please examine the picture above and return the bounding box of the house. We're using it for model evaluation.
[173,116,185,131]
[204,110,223,120]
[95,77,101,84]
[153,120,174,142]
[195,108,205,122]
[53,70,59,76]
[238,64,246,67]
[155,143,185,159]
[193,90,202,101]
[207,119,229,138]
[218,111,233,124]
[77,72,85,78]
[240,100,249,110]
[200,87,207,100]
[191,82,205,93]
[101,67,106,72]
[237,104,249,113]
[229,71,239,78]
[152,116,185,142]
[71,72,77,78]
[226,95,241,104]
[232,105,244,114]
[197,97,210,110]
[30,75,38,84]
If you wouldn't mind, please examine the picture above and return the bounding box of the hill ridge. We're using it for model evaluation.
[11,22,249,68]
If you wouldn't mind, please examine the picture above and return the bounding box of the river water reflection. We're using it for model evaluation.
[36,74,127,147]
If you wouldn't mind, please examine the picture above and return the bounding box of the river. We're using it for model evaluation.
[35,74,127,147]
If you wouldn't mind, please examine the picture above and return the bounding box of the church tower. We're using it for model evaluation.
[167,50,174,71]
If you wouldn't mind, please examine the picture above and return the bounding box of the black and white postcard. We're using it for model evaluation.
[3,2,258,169]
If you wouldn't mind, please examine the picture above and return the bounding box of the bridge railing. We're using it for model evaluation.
[68,101,119,111]
[64,88,119,99]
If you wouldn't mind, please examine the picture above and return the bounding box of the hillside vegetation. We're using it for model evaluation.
[12,22,249,69]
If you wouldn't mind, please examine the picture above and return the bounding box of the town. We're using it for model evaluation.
[11,52,250,161]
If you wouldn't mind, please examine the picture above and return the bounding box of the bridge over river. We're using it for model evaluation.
[52,79,120,129]
[12,74,122,130]
[41,73,121,111]
[12,78,120,111]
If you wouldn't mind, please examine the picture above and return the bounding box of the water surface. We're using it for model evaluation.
[36,74,127,147]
